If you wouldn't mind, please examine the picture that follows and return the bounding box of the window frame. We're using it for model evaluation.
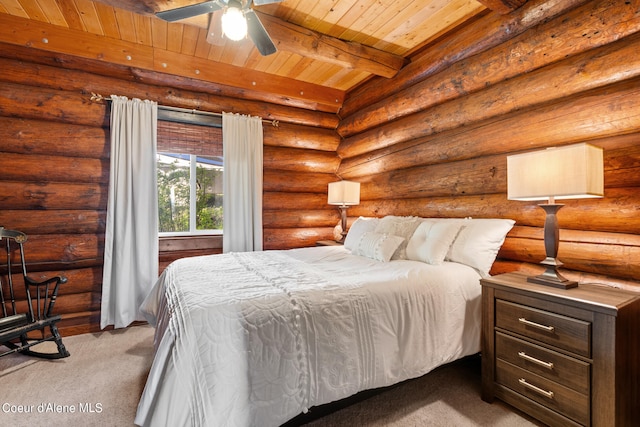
[156,108,223,238]
[157,153,224,237]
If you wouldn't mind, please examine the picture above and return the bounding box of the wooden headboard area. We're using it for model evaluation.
[331,0,640,292]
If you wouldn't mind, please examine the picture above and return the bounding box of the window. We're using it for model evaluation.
[156,114,223,236]
[157,153,223,235]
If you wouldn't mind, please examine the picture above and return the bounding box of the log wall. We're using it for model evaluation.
[0,46,340,335]
[1,0,639,336]
[338,0,640,291]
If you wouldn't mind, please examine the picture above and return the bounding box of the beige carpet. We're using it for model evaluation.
[0,325,542,426]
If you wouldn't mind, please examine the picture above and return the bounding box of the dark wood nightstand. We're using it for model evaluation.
[481,272,640,427]
[315,240,343,246]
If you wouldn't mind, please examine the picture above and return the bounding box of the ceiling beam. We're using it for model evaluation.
[0,13,344,112]
[93,0,406,78]
[476,0,529,14]
[256,12,406,79]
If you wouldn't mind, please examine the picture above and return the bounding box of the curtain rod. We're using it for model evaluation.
[90,92,279,127]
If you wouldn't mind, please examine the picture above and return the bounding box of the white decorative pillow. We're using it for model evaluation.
[446,218,515,277]
[406,220,463,265]
[344,217,379,251]
[374,215,421,260]
[353,231,405,262]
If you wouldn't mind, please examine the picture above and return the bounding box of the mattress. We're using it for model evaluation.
[134,245,482,427]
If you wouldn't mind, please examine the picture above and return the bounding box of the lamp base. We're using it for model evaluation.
[527,203,578,289]
[335,206,349,243]
[527,274,578,289]
[527,260,578,289]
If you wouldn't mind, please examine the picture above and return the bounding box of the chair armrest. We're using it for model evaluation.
[24,275,68,287]
[24,275,68,319]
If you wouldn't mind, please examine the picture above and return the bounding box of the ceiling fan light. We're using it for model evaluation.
[221,5,247,41]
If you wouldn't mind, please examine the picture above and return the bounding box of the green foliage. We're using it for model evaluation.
[158,155,223,233]
[195,165,223,230]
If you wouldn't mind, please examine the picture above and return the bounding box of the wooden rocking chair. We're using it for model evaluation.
[0,227,70,359]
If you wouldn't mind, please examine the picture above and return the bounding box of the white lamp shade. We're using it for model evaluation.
[328,181,360,206]
[507,143,604,201]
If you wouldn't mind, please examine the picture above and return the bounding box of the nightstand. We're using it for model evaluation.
[481,272,640,427]
[315,240,343,246]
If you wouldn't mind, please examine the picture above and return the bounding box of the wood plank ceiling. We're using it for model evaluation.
[0,0,524,113]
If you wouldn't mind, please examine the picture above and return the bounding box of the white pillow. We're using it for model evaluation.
[406,220,463,265]
[353,231,405,262]
[446,218,515,277]
[344,217,379,251]
[374,215,421,260]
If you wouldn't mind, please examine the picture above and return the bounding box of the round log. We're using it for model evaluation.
[263,209,339,229]
[263,170,336,193]
[0,117,108,158]
[263,192,330,210]
[0,55,340,128]
[0,210,106,235]
[341,0,590,117]
[263,146,339,173]
[264,123,340,152]
[339,79,640,170]
[263,227,334,250]
[0,152,108,184]
[339,2,640,137]
[0,182,106,210]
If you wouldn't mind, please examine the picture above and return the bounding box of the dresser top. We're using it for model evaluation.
[482,272,640,316]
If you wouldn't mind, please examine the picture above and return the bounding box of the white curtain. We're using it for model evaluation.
[101,96,158,329]
[222,112,264,252]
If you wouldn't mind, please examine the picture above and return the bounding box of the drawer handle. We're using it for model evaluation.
[518,317,555,333]
[518,351,554,370]
[519,378,555,399]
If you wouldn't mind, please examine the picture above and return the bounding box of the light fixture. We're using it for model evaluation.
[221,0,247,41]
[328,180,360,243]
[507,143,604,288]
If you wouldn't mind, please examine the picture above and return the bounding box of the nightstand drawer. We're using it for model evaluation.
[496,332,590,394]
[496,299,591,357]
[496,359,590,426]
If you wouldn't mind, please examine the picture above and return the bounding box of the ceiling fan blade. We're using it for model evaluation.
[206,10,226,46]
[252,0,284,5]
[156,1,223,22]
[245,10,277,56]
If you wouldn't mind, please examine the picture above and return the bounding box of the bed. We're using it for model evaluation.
[134,216,514,427]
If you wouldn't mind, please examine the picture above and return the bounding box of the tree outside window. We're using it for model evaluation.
[157,153,223,234]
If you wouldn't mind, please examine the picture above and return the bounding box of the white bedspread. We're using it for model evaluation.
[135,246,482,427]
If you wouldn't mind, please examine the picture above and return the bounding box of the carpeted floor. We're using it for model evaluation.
[0,325,542,426]
[0,325,154,427]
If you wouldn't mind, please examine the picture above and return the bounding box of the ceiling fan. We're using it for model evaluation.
[156,0,283,56]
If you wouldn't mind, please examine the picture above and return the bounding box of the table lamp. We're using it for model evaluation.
[507,143,603,288]
[328,180,360,243]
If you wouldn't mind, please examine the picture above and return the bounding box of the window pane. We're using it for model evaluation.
[158,153,223,234]
[157,153,191,233]
[195,156,223,231]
